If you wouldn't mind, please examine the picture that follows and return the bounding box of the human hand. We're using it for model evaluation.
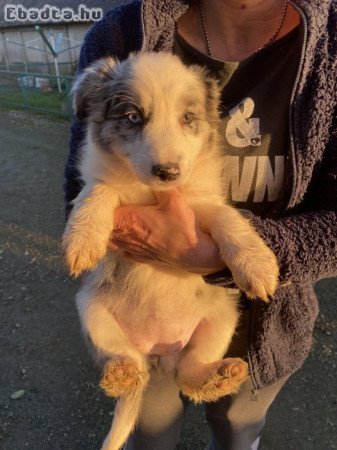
[109,189,226,275]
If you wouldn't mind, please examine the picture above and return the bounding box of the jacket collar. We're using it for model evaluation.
[140,0,189,51]
[139,0,333,52]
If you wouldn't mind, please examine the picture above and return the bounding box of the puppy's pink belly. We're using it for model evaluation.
[148,341,184,356]
[116,315,201,356]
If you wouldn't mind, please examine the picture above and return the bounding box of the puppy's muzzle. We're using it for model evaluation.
[151,163,180,182]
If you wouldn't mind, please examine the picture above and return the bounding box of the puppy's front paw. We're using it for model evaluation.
[230,244,279,301]
[62,231,107,276]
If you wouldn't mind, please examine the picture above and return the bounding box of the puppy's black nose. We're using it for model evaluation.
[151,163,180,181]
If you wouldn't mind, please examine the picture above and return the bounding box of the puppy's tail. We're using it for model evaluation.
[102,380,149,450]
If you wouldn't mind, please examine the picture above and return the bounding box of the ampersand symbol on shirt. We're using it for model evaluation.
[226,97,261,148]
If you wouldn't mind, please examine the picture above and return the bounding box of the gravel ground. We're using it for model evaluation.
[0,108,336,450]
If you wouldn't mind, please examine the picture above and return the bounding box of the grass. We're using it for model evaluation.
[0,84,72,117]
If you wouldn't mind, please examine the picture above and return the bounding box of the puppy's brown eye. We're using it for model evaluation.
[183,112,194,124]
[127,112,142,124]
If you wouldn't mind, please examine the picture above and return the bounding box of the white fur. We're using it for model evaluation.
[63,52,279,450]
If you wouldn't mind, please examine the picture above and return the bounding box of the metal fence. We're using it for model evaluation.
[0,69,73,117]
[0,61,77,76]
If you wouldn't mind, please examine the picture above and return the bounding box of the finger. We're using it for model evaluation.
[121,251,153,264]
[121,252,177,270]
[112,227,150,244]
[112,230,157,252]
[112,239,156,259]
[108,240,120,250]
[112,241,141,254]
[122,251,137,260]
[112,227,141,238]
[111,236,148,253]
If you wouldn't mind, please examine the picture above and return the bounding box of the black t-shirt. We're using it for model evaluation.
[173,26,302,217]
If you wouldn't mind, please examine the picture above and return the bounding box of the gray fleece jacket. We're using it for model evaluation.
[64,0,337,390]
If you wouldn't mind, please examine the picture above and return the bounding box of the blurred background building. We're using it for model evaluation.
[0,1,126,115]
[0,0,119,74]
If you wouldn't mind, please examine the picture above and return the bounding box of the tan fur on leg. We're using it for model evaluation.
[180,358,249,404]
[193,203,279,301]
[100,360,149,398]
[62,183,119,277]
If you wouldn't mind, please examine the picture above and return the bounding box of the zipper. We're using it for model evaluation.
[247,300,259,400]
[284,1,309,211]
[250,388,259,402]
[140,0,147,52]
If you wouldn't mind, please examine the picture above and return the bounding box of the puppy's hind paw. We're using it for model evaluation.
[180,357,249,403]
[100,360,149,398]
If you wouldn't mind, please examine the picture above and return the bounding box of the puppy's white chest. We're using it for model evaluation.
[115,183,156,207]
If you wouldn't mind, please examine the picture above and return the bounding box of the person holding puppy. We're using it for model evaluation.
[64,0,337,449]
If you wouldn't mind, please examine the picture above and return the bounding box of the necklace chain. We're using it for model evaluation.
[199,0,289,59]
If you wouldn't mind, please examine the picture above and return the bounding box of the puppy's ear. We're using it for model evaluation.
[190,65,221,125]
[71,57,118,120]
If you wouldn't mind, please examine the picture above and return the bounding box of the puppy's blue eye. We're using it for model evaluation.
[127,112,142,124]
[183,112,194,124]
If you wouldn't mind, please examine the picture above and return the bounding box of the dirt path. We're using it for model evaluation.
[0,109,336,450]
